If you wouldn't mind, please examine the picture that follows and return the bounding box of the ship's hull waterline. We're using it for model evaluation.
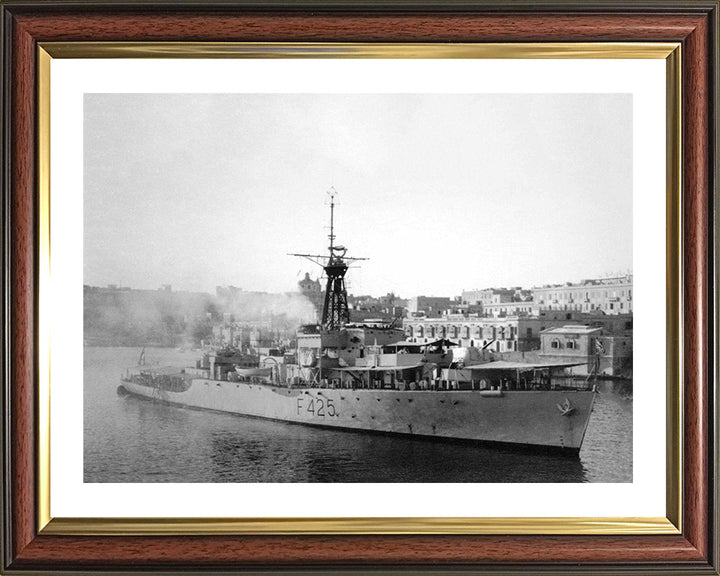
[118,379,596,452]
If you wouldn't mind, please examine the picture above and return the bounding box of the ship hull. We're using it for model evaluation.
[120,378,596,452]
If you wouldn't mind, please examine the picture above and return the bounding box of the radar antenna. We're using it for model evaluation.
[289,188,367,329]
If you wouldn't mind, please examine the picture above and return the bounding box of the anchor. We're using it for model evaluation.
[556,397,575,416]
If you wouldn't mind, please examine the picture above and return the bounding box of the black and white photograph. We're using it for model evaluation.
[83,92,633,484]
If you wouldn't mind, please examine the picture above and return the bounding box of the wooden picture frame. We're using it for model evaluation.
[1,1,717,573]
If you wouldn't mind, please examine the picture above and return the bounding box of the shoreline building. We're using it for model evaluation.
[539,325,633,377]
[403,310,632,354]
[348,292,408,321]
[461,287,535,318]
[403,275,633,357]
[407,295,456,318]
[532,274,633,315]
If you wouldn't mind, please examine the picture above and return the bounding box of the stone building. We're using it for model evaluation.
[533,275,633,315]
[461,287,534,318]
[461,288,515,306]
[406,295,456,318]
[539,325,632,376]
[403,311,633,354]
[348,292,407,320]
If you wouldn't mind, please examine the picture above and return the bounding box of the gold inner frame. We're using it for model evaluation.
[36,41,682,536]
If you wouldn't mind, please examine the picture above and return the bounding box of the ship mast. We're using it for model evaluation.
[328,187,336,252]
[290,187,367,330]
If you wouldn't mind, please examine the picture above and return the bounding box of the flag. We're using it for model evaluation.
[594,339,605,355]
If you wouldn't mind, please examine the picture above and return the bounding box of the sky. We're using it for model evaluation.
[84,93,632,298]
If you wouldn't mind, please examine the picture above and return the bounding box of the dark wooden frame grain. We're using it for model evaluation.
[1,1,717,574]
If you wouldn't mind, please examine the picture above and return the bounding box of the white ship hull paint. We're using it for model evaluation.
[120,380,596,451]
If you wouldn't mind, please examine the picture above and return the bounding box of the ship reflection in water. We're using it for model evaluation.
[84,347,632,483]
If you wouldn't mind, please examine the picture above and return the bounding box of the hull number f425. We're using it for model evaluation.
[297,396,337,417]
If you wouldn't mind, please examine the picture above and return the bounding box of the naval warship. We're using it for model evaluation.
[118,191,596,453]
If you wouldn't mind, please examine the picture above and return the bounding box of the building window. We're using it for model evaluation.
[566,340,576,350]
[551,339,561,349]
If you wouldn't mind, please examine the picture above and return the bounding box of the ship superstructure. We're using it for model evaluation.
[119,190,597,453]
[286,187,405,385]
